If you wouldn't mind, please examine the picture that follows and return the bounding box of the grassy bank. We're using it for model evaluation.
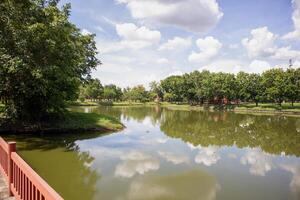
[159,102,300,115]
[110,101,300,115]
[67,101,100,106]
[68,100,300,116]
[234,103,300,115]
[54,112,124,131]
[0,111,124,133]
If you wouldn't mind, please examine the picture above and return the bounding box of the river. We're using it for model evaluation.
[3,106,300,200]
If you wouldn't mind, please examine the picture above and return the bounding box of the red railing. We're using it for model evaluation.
[0,137,63,200]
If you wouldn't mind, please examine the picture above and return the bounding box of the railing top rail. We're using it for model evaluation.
[11,152,64,200]
[0,137,9,153]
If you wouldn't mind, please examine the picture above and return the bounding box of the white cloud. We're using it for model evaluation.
[187,142,201,150]
[117,0,223,32]
[282,0,300,40]
[195,146,220,166]
[116,23,161,43]
[158,151,189,165]
[271,46,300,60]
[189,36,222,63]
[81,28,92,35]
[198,59,273,74]
[247,60,271,73]
[242,26,300,60]
[167,70,183,76]
[240,149,273,176]
[294,60,300,67]
[156,138,168,144]
[242,27,277,58]
[159,37,191,51]
[157,58,170,64]
[115,151,160,178]
[116,23,161,49]
[123,170,220,200]
[280,164,300,198]
[199,59,242,73]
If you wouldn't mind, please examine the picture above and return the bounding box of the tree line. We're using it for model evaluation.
[158,68,300,106]
[81,68,300,106]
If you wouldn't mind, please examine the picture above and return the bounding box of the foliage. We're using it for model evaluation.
[236,72,263,105]
[284,68,300,106]
[76,68,300,107]
[102,84,122,101]
[261,68,285,105]
[123,85,149,102]
[158,68,300,106]
[149,81,163,100]
[160,76,185,102]
[0,0,99,121]
[79,79,103,101]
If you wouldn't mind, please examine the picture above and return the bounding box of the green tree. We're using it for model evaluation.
[102,84,122,101]
[284,68,300,106]
[0,0,99,121]
[237,72,262,106]
[126,85,149,102]
[84,79,103,101]
[261,68,285,105]
[160,76,185,103]
[149,81,163,101]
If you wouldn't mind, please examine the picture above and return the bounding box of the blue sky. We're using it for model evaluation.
[60,0,300,88]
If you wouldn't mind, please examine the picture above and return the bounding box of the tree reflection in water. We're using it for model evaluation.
[2,132,104,200]
[2,106,299,200]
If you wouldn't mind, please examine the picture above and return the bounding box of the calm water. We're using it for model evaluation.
[2,106,300,200]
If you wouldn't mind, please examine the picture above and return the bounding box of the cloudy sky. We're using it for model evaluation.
[59,0,300,88]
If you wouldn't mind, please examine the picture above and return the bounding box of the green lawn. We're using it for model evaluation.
[67,101,100,106]
[236,103,300,112]
[156,102,300,114]
[0,105,124,133]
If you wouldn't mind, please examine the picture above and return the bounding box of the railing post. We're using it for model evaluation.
[7,142,16,196]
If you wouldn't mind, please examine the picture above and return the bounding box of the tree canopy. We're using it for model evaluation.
[0,0,99,121]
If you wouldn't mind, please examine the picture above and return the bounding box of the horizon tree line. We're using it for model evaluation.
[80,67,300,106]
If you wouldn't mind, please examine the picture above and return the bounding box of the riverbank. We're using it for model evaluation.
[99,101,300,115]
[0,111,124,133]
[160,102,300,116]
[68,101,300,116]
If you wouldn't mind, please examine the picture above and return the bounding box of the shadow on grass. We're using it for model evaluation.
[1,131,112,151]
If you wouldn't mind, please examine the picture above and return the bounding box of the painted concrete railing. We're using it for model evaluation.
[0,137,63,200]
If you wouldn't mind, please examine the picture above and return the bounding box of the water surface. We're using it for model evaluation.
[3,106,300,200]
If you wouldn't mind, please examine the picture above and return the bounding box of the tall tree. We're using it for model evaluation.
[102,84,122,101]
[261,68,285,105]
[284,68,300,106]
[237,72,262,106]
[124,85,149,102]
[149,81,163,101]
[160,76,185,103]
[0,0,99,121]
[84,79,103,101]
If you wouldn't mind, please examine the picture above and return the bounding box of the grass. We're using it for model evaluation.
[236,103,300,112]
[68,101,152,107]
[99,101,160,106]
[150,102,300,115]
[82,100,300,114]
[67,101,99,106]
[0,108,124,133]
